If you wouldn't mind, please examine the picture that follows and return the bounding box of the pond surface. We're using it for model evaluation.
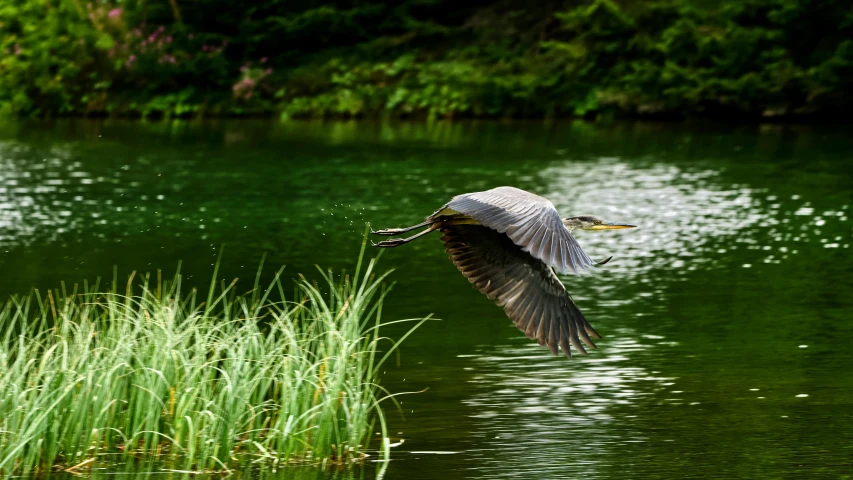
[1,119,852,479]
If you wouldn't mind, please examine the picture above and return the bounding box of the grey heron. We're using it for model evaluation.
[371,186,636,358]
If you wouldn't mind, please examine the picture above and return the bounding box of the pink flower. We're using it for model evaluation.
[264,68,272,75]
[202,45,210,52]
[165,36,172,43]
[13,44,21,55]
[245,92,253,100]
[260,57,268,63]
[108,8,122,18]
[148,27,164,42]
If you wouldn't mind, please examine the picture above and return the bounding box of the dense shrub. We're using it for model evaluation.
[1,0,851,119]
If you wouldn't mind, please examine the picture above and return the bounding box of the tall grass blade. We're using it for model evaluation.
[0,240,422,474]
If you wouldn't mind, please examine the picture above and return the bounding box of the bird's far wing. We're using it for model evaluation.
[447,187,599,275]
[440,224,601,358]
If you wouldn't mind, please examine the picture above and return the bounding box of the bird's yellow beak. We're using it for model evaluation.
[589,222,637,230]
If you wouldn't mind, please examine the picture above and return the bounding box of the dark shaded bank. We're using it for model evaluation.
[2,0,851,121]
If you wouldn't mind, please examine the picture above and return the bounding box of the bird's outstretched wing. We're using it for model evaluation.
[440,224,601,358]
[442,186,598,275]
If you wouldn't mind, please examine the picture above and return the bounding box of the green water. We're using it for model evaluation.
[1,119,852,479]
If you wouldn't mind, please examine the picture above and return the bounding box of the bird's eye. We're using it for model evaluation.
[594,220,602,225]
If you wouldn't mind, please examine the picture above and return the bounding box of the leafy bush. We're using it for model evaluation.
[1,0,851,119]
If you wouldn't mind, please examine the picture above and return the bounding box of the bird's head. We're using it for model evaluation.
[562,216,637,232]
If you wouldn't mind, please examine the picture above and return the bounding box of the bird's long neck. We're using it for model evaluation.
[562,217,582,231]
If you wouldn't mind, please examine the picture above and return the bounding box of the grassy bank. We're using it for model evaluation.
[0,241,427,474]
[2,0,851,120]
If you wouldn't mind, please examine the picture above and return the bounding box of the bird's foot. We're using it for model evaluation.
[595,256,613,266]
[371,237,407,248]
[370,227,406,236]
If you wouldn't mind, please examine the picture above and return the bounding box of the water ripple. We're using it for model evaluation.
[540,157,849,278]
[447,155,850,478]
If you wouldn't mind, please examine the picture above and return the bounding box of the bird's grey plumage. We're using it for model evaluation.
[440,224,601,357]
[431,186,598,275]
[371,185,635,358]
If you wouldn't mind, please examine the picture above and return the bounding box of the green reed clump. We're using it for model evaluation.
[0,243,426,475]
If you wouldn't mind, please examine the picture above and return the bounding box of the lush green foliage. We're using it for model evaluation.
[1,0,851,118]
[0,244,425,474]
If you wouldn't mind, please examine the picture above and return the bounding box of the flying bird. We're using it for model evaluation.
[370,186,636,358]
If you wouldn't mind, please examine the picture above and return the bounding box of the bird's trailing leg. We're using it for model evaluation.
[370,219,436,236]
[371,223,440,248]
